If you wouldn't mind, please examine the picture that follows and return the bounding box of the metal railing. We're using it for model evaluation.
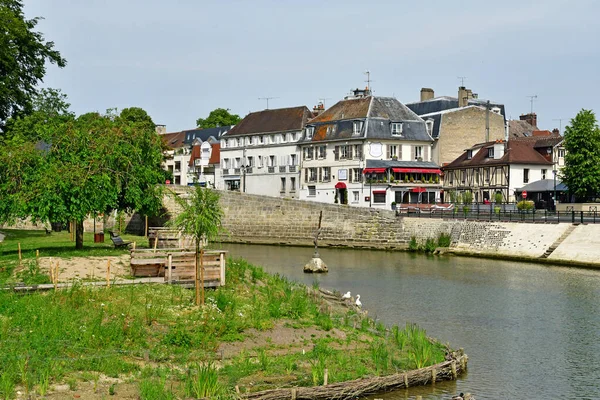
[397,207,600,224]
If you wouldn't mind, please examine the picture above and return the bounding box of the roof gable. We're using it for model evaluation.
[224,106,311,136]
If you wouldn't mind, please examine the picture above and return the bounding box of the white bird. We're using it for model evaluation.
[341,291,351,300]
[355,294,362,308]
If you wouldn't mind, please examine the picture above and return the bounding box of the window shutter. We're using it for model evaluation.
[398,145,402,160]
[424,146,429,161]
[323,146,327,159]
[349,146,353,159]
[358,146,363,160]
[411,146,415,160]
[334,146,339,161]
[273,156,277,166]
[318,168,322,182]
[304,168,308,182]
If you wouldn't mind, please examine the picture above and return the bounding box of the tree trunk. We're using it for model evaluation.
[75,220,84,250]
[195,241,200,306]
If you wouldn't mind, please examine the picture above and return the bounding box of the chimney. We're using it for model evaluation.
[493,140,505,160]
[458,86,468,107]
[155,124,166,134]
[519,113,537,128]
[552,128,560,136]
[466,89,473,100]
[420,88,435,101]
[312,102,325,117]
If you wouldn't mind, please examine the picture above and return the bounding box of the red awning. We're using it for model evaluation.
[411,187,427,193]
[363,168,386,174]
[392,168,442,174]
[334,182,346,189]
[373,190,387,194]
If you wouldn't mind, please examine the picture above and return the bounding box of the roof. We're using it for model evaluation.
[182,126,231,144]
[406,96,506,120]
[516,179,568,192]
[510,133,563,149]
[302,96,431,143]
[223,106,311,136]
[366,159,440,169]
[188,143,221,166]
[162,131,185,149]
[443,140,553,170]
[508,119,538,138]
[419,105,496,139]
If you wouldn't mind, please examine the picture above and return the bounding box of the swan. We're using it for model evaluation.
[341,291,351,300]
[355,294,362,308]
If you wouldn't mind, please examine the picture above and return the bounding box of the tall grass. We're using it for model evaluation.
[184,363,223,399]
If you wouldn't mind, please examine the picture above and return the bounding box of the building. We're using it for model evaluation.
[298,88,441,209]
[442,130,564,203]
[161,126,231,186]
[219,106,312,197]
[406,86,507,166]
[508,113,539,138]
[188,139,221,188]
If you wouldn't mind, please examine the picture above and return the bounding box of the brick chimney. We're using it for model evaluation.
[155,124,167,135]
[552,128,560,136]
[458,86,468,107]
[312,102,325,117]
[420,88,434,101]
[519,113,537,128]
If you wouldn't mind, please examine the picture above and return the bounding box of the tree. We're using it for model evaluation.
[196,108,241,129]
[562,109,600,202]
[170,187,224,305]
[0,1,66,130]
[0,107,168,249]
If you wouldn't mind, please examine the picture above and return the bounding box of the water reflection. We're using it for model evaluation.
[218,243,600,399]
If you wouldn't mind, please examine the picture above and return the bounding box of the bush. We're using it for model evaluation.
[517,200,534,211]
[408,236,419,252]
[437,233,451,248]
[463,191,473,205]
[494,192,503,204]
[424,238,437,253]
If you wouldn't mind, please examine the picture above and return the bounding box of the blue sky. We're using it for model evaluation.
[24,0,600,132]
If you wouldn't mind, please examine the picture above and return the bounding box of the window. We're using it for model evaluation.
[318,145,327,159]
[236,138,241,147]
[290,154,297,166]
[304,167,317,182]
[221,140,227,148]
[280,178,286,192]
[350,168,361,183]
[223,158,230,169]
[281,134,287,143]
[353,191,359,203]
[339,145,353,159]
[290,177,296,191]
[414,146,423,160]
[558,149,565,158]
[485,168,490,182]
[259,136,264,144]
[272,135,277,144]
[269,155,276,167]
[488,148,494,158]
[308,185,316,196]
[474,169,479,185]
[387,145,398,159]
[353,121,363,135]
[524,168,529,184]
[306,126,315,139]
[247,156,254,167]
[354,144,363,160]
[461,170,466,183]
[320,167,331,182]
[257,156,263,168]
[303,147,314,160]
[391,122,403,135]
[234,158,240,168]
[467,150,472,160]
[373,191,386,203]
[449,171,454,185]
[542,169,547,180]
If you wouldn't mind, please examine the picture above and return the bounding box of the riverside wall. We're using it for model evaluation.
[163,187,600,267]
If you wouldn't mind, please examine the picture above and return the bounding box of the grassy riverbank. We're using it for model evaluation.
[0,230,449,399]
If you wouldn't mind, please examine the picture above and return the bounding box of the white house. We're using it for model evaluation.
[219,106,312,197]
[298,88,441,209]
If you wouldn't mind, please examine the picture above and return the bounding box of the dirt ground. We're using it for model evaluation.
[39,255,131,282]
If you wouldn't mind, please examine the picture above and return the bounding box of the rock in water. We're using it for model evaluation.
[304,257,328,273]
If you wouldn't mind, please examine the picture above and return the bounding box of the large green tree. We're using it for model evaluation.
[196,108,241,129]
[0,0,66,129]
[0,107,168,249]
[562,109,600,202]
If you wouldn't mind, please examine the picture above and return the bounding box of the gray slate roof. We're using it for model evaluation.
[516,179,567,192]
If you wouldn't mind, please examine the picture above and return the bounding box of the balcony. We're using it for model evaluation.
[246,167,253,174]
[279,166,286,173]
[268,166,275,173]
[234,168,241,175]
[289,165,297,173]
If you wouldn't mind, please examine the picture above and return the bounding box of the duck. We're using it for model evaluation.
[451,393,464,400]
[355,294,362,308]
[341,291,351,300]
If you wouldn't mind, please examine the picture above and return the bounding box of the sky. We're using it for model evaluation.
[24,0,600,133]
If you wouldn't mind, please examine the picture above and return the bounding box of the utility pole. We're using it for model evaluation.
[527,95,538,114]
[553,118,565,134]
[364,70,373,91]
[258,97,279,109]
[485,100,490,142]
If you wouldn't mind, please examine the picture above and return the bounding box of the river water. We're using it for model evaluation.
[218,243,600,400]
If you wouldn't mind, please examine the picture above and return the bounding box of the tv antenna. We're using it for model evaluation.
[553,118,565,133]
[318,97,331,108]
[457,76,467,86]
[364,70,373,91]
[527,95,538,114]
[258,97,279,109]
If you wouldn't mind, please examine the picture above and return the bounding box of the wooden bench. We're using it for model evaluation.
[109,231,131,249]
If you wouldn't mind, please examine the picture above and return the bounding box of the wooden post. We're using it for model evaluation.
[403,373,408,388]
[431,368,436,383]
[291,388,297,400]
[145,216,148,237]
[132,242,136,250]
[106,260,111,288]
[167,254,172,284]
[200,248,205,305]
[219,251,226,286]
[50,259,55,283]
[18,243,22,265]
[323,368,328,386]
[54,261,59,290]
[35,250,39,267]
[195,247,200,306]
[153,232,159,253]
[451,361,457,379]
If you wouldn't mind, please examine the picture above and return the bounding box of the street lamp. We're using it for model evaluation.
[553,169,557,211]
[367,173,372,208]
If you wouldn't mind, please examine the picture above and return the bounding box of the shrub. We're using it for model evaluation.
[437,233,451,248]
[408,236,419,252]
[494,192,503,204]
[424,238,437,253]
[517,200,535,211]
[463,191,473,205]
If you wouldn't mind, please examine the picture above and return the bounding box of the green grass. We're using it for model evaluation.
[0,229,450,399]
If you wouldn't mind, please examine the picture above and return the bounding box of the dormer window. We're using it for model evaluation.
[353,121,363,135]
[391,122,403,136]
[467,150,472,160]
[221,139,227,148]
[306,126,315,139]
[488,148,494,158]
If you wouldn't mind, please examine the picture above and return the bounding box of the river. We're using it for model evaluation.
[218,243,600,400]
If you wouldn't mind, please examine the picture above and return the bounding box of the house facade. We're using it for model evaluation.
[298,89,441,209]
[442,131,563,203]
[406,86,507,166]
[188,139,221,188]
[219,106,312,198]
